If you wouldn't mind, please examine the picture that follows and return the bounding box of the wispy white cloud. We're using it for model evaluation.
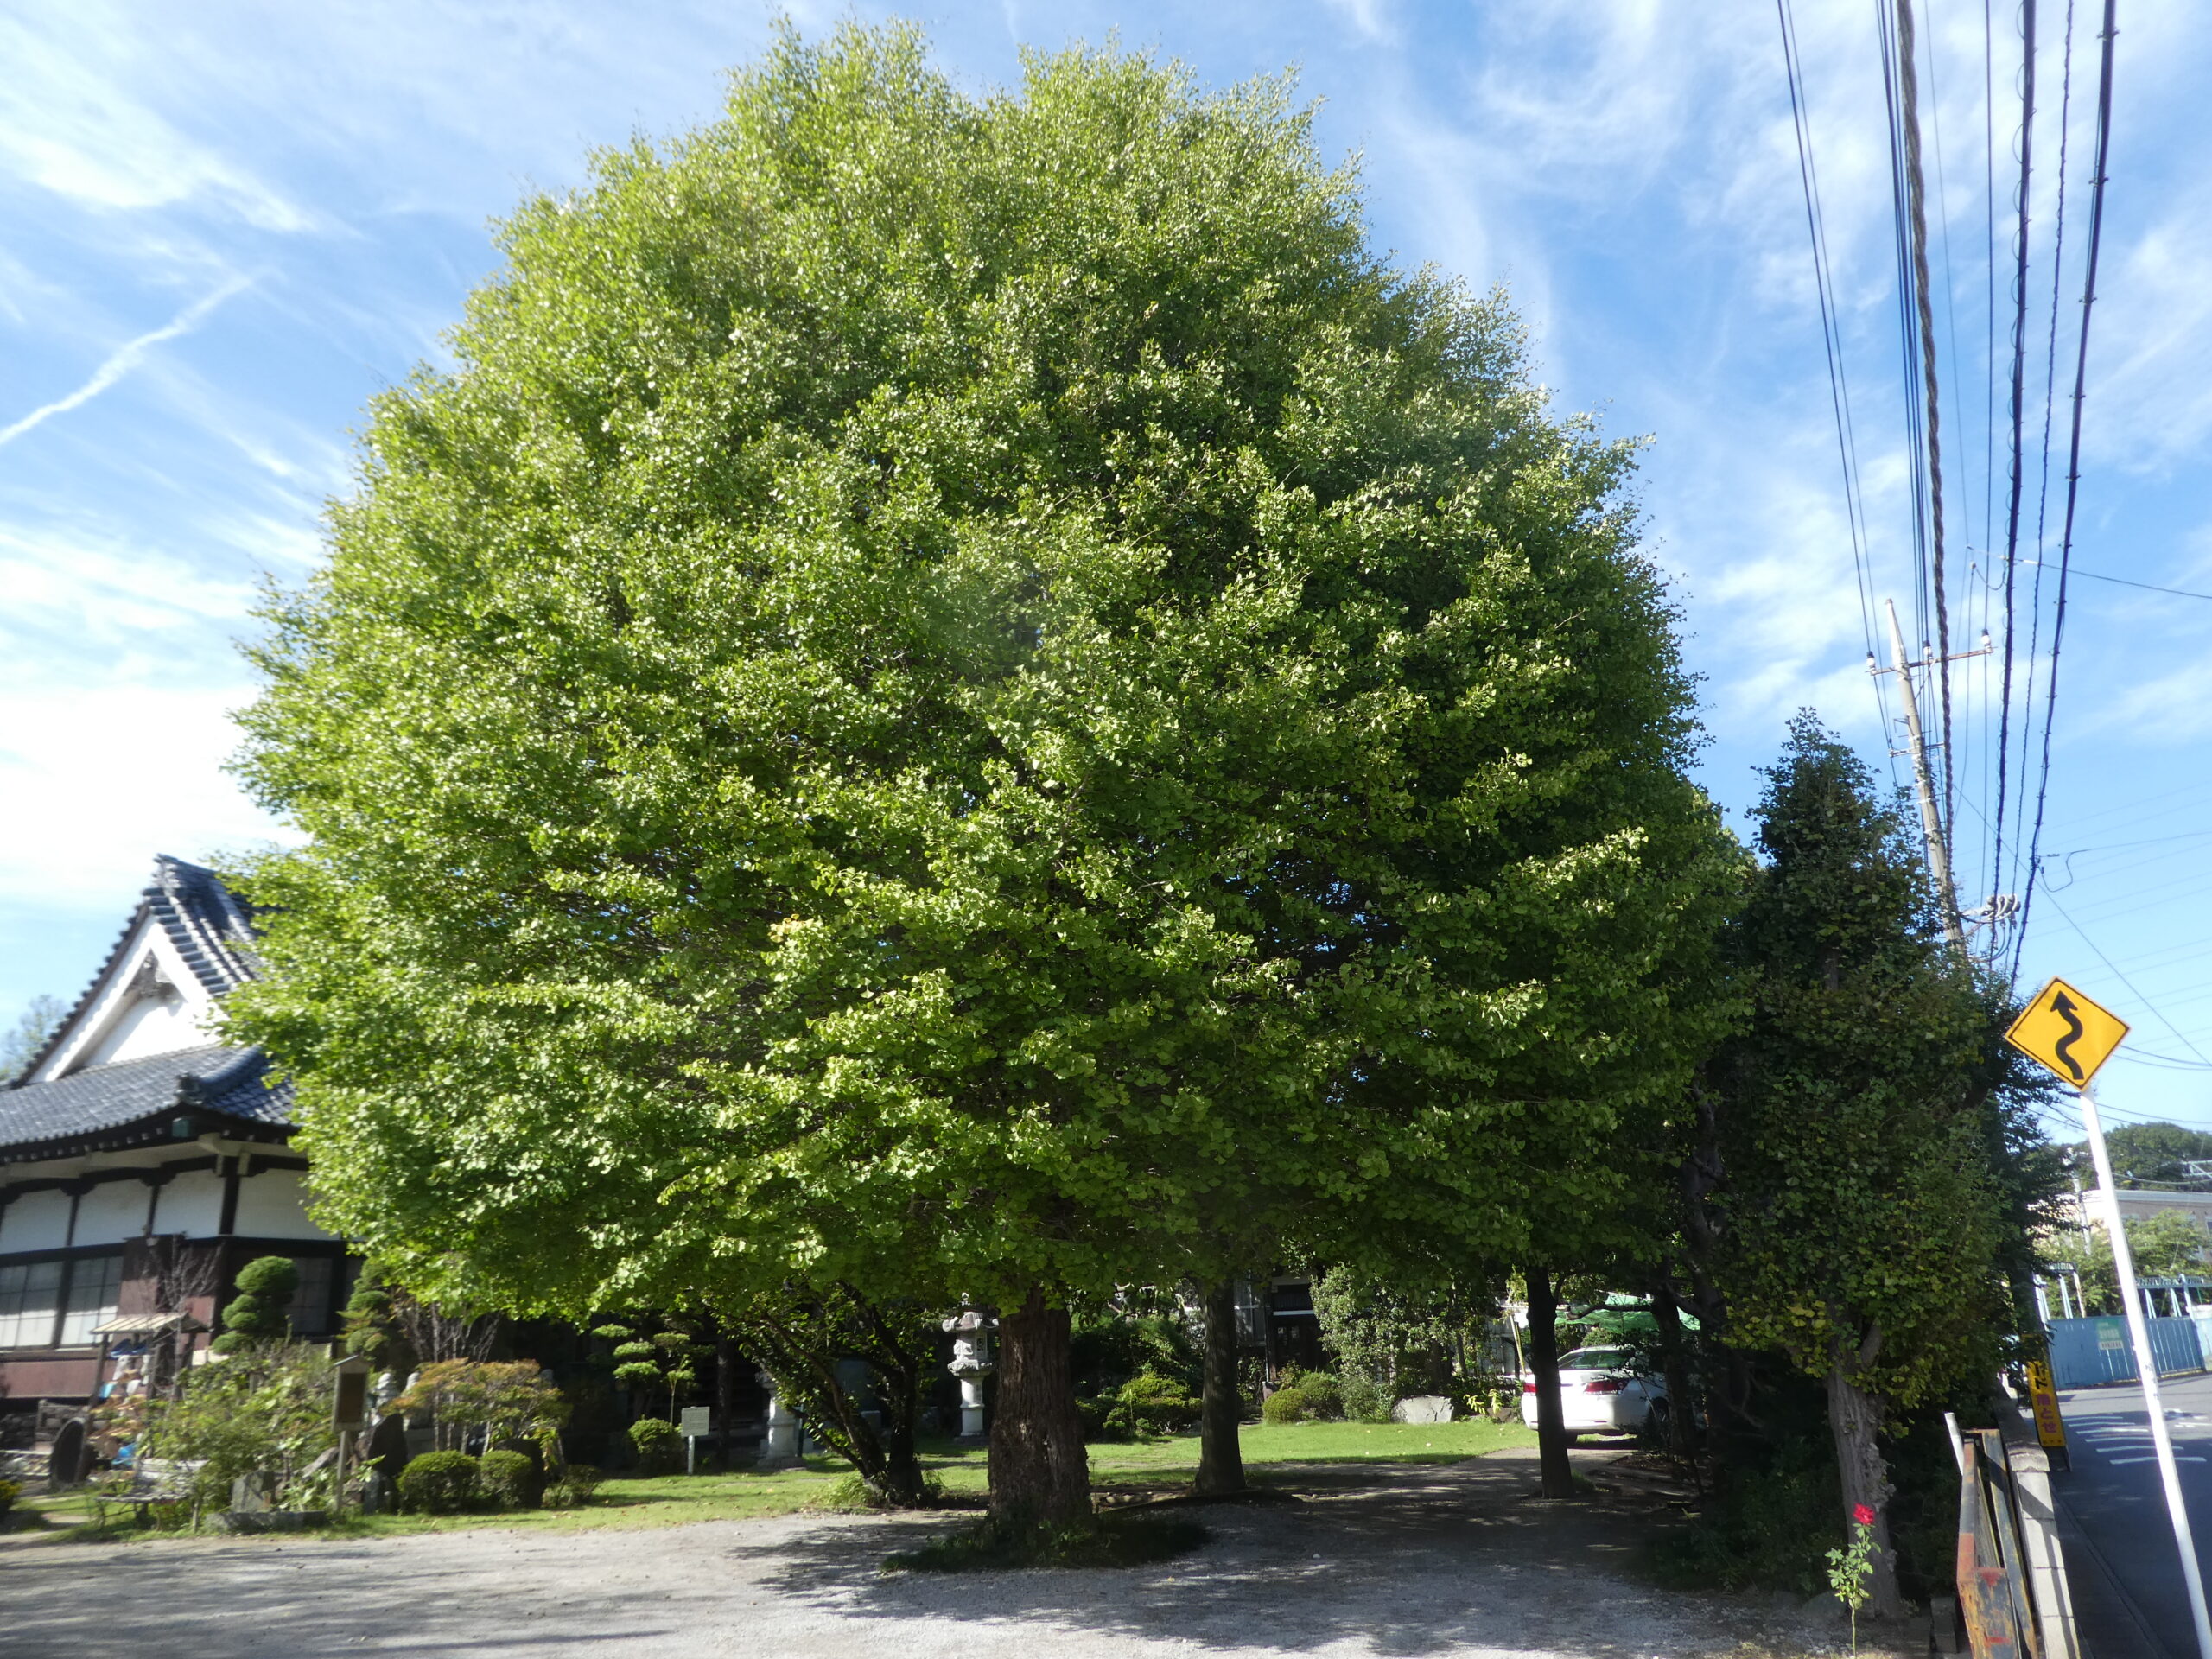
[0,16,313,231]
[1321,0,1394,45]
[2101,659,2212,747]
[0,276,251,448]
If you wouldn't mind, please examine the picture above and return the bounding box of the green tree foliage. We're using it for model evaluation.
[0,995,64,1084]
[725,1284,942,1504]
[2062,1211,2209,1313]
[1310,1262,1502,1402]
[340,1263,404,1368]
[225,24,1731,1521]
[1706,715,2043,1616]
[213,1256,299,1354]
[2093,1123,2212,1188]
[387,1358,570,1455]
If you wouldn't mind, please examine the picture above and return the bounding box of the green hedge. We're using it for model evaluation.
[397,1450,480,1514]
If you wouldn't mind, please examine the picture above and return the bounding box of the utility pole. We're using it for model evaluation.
[1875,598,1969,955]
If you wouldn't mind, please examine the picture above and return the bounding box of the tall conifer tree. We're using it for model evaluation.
[1713,716,2018,1618]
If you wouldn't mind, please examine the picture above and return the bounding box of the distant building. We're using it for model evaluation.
[2054,1185,2212,1236]
[0,857,346,1412]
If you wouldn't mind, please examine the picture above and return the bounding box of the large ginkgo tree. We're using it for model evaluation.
[226,24,1732,1525]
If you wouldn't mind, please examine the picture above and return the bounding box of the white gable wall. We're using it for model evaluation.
[29,916,221,1084]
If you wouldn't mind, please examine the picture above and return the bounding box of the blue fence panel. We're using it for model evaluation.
[2048,1315,2208,1389]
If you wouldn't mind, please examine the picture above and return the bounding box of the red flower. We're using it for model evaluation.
[1853,1503,1876,1527]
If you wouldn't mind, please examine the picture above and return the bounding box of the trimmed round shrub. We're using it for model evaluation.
[397,1450,480,1514]
[1294,1373,1344,1419]
[542,1464,604,1509]
[628,1416,681,1471]
[0,1477,17,1518]
[213,1255,300,1354]
[1262,1368,1344,1425]
[477,1449,539,1510]
[1261,1386,1308,1425]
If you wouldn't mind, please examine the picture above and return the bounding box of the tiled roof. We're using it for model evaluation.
[2,858,292,1158]
[0,1044,293,1158]
[15,856,261,1084]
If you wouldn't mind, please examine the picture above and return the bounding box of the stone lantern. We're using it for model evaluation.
[756,1371,802,1470]
[942,1308,995,1441]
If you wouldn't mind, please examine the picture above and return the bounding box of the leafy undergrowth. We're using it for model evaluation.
[9,1421,1534,1547]
[887,1512,1211,1573]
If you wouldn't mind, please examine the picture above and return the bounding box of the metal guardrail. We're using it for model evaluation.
[1961,1427,2057,1659]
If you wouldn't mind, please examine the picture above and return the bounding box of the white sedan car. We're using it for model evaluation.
[1520,1345,1667,1438]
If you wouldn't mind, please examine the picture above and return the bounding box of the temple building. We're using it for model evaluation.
[0,856,346,1417]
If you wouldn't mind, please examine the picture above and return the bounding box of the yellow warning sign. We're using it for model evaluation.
[2005,977,2128,1090]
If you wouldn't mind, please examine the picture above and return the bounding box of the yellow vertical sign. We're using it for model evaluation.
[2025,1359,2069,1458]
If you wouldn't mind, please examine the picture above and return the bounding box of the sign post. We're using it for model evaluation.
[680,1405,711,1476]
[2008,978,2212,1659]
[330,1355,372,1520]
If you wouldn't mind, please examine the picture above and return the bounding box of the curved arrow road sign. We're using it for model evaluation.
[2006,976,2129,1088]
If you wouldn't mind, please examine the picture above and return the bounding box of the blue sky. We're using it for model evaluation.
[3,1,2207,1136]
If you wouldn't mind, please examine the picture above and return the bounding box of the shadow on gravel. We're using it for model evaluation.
[738,1456,1718,1658]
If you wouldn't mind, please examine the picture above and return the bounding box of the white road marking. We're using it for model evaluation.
[2109,1456,2207,1465]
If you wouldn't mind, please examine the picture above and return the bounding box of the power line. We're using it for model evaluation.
[1876,0,1935,661]
[2015,562,2212,604]
[1776,0,1891,734]
[2039,885,2209,1066]
[1991,0,2035,955]
[2012,0,2079,937]
[2015,0,2121,982]
[1890,0,1957,858]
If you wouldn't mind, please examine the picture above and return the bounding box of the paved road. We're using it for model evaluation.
[2056,1370,2212,1659]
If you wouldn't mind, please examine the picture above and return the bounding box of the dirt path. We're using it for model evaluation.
[1,1449,1860,1658]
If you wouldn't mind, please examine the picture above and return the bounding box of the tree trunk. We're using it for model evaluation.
[1825,1360,1904,1620]
[715,1331,737,1472]
[1650,1283,1697,1462]
[988,1286,1092,1526]
[1195,1279,1247,1497]
[1526,1266,1574,1499]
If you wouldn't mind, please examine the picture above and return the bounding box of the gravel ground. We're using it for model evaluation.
[0,1449,1864,1659]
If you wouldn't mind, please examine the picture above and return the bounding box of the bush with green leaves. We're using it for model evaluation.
[627,1415,682,1471]
[813,1470,949,1511]
[477,1448,539,1510]
[137,1342,336,1511]
[1337,1370,1394,1424]
[386,1359,570,1456]
[0,1477,17,1517]
[212,1256,299,1355]
[1103,1370,1200,1439]
[1261,1369,1344,1425]
[1311,1264,1498,1402]
[397,1450,480,1514]
[541,1463,604,1509]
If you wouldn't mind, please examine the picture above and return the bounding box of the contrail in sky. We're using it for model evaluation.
[0,275,251,448]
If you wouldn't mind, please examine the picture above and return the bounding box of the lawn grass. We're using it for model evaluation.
[5,1418,1536,1547]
